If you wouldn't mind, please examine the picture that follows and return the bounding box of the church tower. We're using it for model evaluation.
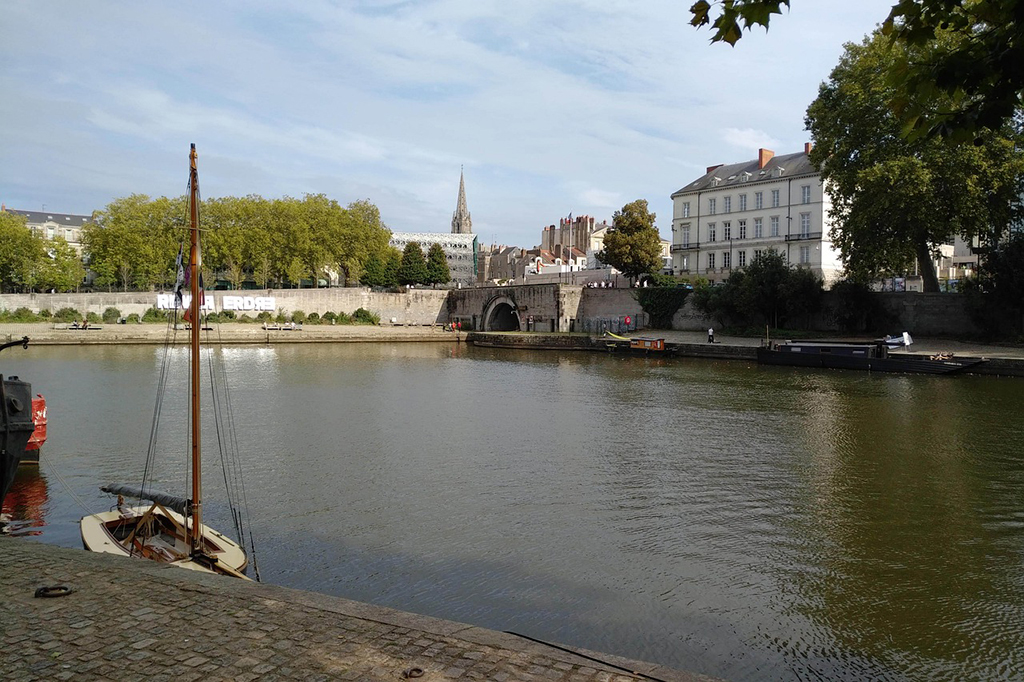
[451,168,473,234]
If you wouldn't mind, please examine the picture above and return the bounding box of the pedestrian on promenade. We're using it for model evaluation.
[708,327,714,343]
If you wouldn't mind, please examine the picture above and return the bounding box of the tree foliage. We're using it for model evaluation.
[597,199,663,282]
[83,194,392,291]
[425,243,451,287]
[0,211,85,293]
[0,211,46,292]
[962,232,1024,338]
[691,250,823,329]
[397,242,428,286]
[805,31,1024,292]
[634,287,691,329]
[688,0,789,45]
[689,0,1024,140]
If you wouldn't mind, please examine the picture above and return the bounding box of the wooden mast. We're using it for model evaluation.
[188,143,203,556]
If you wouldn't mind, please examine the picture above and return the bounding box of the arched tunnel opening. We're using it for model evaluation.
[486,302,521,331]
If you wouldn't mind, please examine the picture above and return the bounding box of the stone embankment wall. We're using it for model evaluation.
[0,286,987,337]
[0,289,449,326]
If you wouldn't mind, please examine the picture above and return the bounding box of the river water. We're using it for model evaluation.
[3,342,1024,681]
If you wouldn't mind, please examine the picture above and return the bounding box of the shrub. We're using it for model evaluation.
[53,307,81,323]
[256,311,272,322]
[220,310,236,320]
[291,310,307,324]
[306,312,320,324]
[38,309,52,319]
[0,307,40,323]
[274,311,288,323]
[86,312,101,323]
[322,311,338,324]
[126,313,141,324]
[237,314,254,323]
[102,307,122,324]
[141,307,169,323]
[353,308,380,325]
[336,312,353,324]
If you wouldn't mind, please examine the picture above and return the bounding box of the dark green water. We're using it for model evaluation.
[4,343,1024,680]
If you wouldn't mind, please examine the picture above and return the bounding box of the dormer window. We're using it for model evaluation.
[740,172,751,182]
[711,177,721,187]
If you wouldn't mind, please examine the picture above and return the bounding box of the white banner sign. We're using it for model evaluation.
[155,294,275,312]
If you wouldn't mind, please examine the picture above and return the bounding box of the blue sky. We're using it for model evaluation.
[1,0,894,248]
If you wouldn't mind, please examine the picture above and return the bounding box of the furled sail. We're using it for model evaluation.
[100,484,188,516]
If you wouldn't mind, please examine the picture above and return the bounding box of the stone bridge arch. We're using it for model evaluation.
[481,294,521,331]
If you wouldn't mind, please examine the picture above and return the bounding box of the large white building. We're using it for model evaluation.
[3,206,90,255]
[389,232,478,287]
[670,146,843,286]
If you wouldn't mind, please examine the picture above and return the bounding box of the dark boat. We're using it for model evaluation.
[1,337,37,513]
[756,337,985,375]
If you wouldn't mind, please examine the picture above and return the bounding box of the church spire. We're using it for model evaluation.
[451,167,473,234]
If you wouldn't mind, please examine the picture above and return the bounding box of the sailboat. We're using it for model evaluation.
[80,145,251,579]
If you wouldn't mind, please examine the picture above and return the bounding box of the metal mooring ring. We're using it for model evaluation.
[402,667,425,679]
[34,585,74,598]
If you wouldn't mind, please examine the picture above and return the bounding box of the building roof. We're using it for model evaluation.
[5,208,92,225]
[390,232,478,247]
[671,151,816,198]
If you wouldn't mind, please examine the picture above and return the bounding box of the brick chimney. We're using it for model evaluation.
[706,164,723,175]
[804,142,813,155]
[758,148,775,169]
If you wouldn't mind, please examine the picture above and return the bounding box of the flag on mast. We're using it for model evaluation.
[173,245,185,309]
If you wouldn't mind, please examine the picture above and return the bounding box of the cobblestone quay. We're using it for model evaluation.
[0,538,715,682]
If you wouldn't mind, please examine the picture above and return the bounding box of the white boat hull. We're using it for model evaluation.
[80,505,248,578]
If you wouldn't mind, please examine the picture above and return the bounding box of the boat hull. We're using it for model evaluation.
[21,395,46,465]
[1,377,36,508]
[756,348,984,374]
[80,505,249,577]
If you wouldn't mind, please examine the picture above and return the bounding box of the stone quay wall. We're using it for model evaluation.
[0,286,991,337]
[0,289,449,326]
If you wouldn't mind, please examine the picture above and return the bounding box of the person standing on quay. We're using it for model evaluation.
[708,327,714,343]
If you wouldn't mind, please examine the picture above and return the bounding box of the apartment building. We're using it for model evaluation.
[669,146,843,286]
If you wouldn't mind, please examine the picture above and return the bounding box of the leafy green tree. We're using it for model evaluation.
[384,247,402,287]
[425,243,451,287]
[397,242,429,286]
[596,199,663,283]
[360,252,389,288]
[806,31,1024,292]
[0,211,46,292]
[689,0,1024,140]
[963,233,1024,338]
[691,251,822,329]
[40,238,86,292]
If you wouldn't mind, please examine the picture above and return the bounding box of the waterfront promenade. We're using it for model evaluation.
[2,322,1022,360]
[0,537,713,682]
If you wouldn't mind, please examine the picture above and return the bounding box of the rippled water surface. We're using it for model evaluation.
[4,342,1024,680]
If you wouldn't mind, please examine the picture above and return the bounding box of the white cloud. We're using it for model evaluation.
[0,0,896,246]
[721,128,784,156]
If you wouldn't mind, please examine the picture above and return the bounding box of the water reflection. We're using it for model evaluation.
[3,344,1023,681]
[2,466,49,536]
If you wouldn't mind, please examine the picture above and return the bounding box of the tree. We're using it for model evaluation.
[39,238,86,292]
[0,211,46,292]
[384,247,402,287]
[360,252,389,288]
[425,243,451,287]
[596,199,663,283]
[688,0,1024,140]
[691,250,822,329]
[397,242,428,286]
[962,233,1024,338]
[805,31,1024,292]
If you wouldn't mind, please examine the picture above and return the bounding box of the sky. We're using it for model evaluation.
[1,0,895,249]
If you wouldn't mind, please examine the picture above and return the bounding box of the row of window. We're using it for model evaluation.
[678,214,812,245]
[696,245,812,271]
[680,185,813,218]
